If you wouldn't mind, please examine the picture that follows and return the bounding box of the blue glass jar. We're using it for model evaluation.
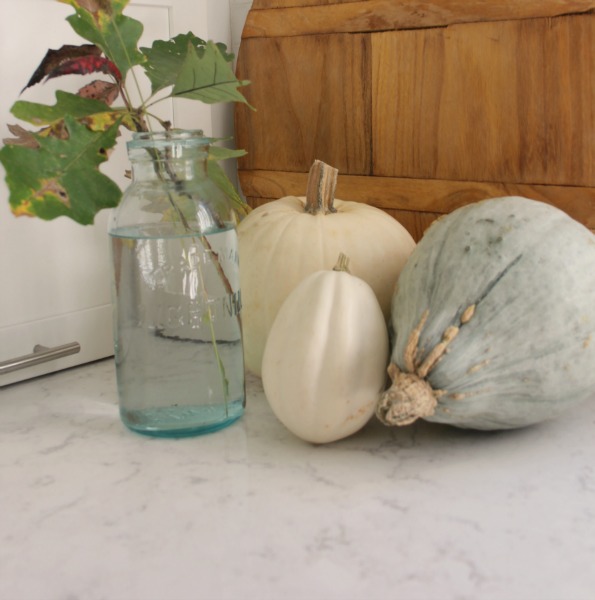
[109,130,245,437]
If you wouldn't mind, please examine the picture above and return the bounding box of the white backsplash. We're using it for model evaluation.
[0,0,255,386]
[230,0,254,59]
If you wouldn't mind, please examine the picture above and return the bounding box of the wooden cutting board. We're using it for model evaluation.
[234,0,595,240]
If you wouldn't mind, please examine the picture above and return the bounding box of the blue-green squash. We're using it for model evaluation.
[376,196,595,430]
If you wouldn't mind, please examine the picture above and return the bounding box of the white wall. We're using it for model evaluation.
[0,0,253,384]
[229,1,254,58]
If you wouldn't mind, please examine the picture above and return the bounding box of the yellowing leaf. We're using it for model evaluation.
[33,179,70,207]
[0,116,121,224]
[82,110,127,131]
[11,200,35,217]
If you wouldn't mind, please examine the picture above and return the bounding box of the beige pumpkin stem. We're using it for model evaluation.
[305,159,338,215]
[332,253,351,273]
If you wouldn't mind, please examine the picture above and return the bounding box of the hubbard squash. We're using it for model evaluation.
[238,160,415,376]
[377,196,595,430]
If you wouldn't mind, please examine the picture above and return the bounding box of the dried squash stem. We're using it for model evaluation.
[376,364,437,426]
[377,304,477,426]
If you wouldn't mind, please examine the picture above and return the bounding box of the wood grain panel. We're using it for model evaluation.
[245,0,595,38]
[235,2,595,239]
[235,34,371,174]
[373,14,595,186]
[252,0,354,8]
[239,169,595,230]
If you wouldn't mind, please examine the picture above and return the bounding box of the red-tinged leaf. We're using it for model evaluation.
[46,55,122,82]
[78,80,120,104]
[60,0,144,79]
[72,0,114,12]
[22,44,101,91]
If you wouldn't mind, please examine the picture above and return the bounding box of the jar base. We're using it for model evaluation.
[120,400,244,438]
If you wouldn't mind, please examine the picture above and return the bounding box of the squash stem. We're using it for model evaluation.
[304,159,338,215]
[333,253,351,273]
[376,363,438,426]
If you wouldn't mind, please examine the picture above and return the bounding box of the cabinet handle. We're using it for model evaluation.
[0,342,81,375]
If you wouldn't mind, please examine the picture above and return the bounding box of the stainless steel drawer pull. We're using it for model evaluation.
[0,342,81,375]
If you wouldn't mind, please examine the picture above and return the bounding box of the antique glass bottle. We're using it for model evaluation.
[109,130,245,437]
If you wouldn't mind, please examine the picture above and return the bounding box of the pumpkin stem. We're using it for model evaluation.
[332,253,351,273]
[304,159,338,215]
[376,363,438,426]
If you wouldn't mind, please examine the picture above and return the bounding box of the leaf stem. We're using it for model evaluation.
[137,133,240,410]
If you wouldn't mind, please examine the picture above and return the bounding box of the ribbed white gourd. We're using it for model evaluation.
[263,255,389,444]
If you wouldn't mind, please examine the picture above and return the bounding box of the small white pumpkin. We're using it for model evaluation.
[262,254,389,444]
[238,160,415,375]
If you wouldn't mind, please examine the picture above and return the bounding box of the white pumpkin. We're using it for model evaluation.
[238,160,415,375]
[262,255,389,444]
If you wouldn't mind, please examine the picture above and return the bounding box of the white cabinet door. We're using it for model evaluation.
[0,0,232,385]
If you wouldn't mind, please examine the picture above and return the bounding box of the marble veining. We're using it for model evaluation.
[1,359,595,600]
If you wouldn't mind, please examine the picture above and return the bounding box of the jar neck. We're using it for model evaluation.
[127,130,210,184]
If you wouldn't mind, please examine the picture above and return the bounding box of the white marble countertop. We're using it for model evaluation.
[1,359,595,600]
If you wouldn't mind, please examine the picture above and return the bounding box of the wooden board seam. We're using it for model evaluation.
[238,169,595,226]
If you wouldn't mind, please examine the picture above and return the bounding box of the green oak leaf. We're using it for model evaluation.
[11,90,113,126]
[141,34,236,96]
[173,41,252,106]
[0,115,121,224]
[141,33,207,95]
[2,4,252,226]
[59,0,145,78]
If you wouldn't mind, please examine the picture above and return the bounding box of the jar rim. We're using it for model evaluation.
[127,129,210,150]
